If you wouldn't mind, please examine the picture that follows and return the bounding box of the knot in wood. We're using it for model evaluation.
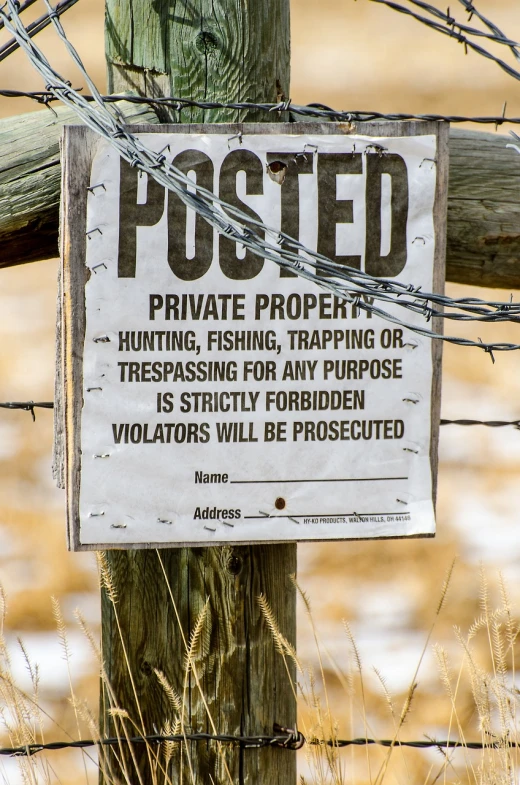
[226,553,243,576]
[195,30,219,55]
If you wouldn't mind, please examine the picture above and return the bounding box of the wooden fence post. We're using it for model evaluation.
[100,3,296,784]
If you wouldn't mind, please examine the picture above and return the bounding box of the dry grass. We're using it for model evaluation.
[258,565,520,785]
[1,563,520,784]
[1,1,520,782]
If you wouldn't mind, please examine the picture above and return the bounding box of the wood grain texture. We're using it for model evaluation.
[52,230,64,489]
[60,125,97,547]
[431,123,450,506]
[100,3,295,783]
[105,0,290,123]
[0,99,158,269]
[4,114,520,287]
[101,546,297,784]
[447,128,520,288]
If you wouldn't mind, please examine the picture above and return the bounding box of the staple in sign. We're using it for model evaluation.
[63,125,446,549]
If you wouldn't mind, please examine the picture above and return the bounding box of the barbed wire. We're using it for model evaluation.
[367,0,520,83]
[2,402,520,429]
[385,0,520,49]
[440,418,520,428]
[5,87,520,128]
[1,729,519,757]
[2,0,519,86]
[0,401,53,421]
[0,5,518,771]
[0,0,79,64]
[2,1,520,356]
[0,0,38,31]
[458,0,520,63]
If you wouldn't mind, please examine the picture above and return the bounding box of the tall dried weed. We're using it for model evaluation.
[1,564,519,784]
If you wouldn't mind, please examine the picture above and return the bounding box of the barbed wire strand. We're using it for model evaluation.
[440,418,520,428]
[376,0,520,49]
[367,0,520,83]
[6,86,520,127]
[0,8,518,762]
[2,730,520,757]
[1,402,520,429]
[0,2,518,768]
[2,0,520,356]
[0,0,79,64]
[0,401,53,421]
[457,0,520,63]
[0,0,38,31]
[2,0,518,88]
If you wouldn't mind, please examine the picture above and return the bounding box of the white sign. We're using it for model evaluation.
[63,125,445,549]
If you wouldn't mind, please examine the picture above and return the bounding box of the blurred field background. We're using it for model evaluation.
[1,1,520,783]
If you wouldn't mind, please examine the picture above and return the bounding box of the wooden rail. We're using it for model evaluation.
[2,112,520,288]
[0,99,158,267]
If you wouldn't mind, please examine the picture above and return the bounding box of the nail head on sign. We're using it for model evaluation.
[275,497,286,511]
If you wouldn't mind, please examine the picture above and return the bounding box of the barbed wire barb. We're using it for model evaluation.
[367,0,520,83]
[384,0,520,49]
[7,87,520,127]
[0,401,54,421]
[457,0,520,64]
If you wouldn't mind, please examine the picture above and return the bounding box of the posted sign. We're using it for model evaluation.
[61,122,447,550]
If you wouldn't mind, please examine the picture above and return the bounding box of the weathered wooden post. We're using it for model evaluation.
[100,2,296,784]
[3,3,515,784]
